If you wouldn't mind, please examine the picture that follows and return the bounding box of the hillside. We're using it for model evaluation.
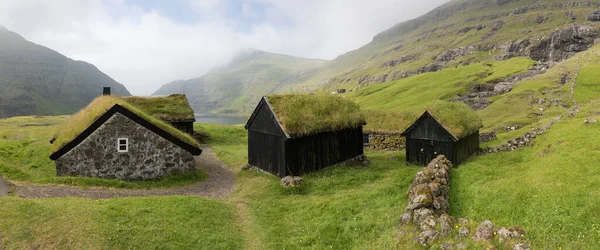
[0,26,130,118]
[153,50,327,114]
[158,0,600,119]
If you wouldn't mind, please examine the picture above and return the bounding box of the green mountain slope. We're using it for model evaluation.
[0,26,131,118]
[156,0,600,120]
[153,50,327,114]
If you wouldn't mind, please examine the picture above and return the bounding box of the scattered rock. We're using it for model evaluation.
[241,164,252,170]
[472,220,495,241]
[584,118,598,124]
[280,176,303,187]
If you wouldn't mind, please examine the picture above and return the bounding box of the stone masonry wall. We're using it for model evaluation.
[56,113,195,180]
[398,155,529,248]
[365,133,405,151]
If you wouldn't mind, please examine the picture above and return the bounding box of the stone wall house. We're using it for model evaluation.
[49,94,202,181]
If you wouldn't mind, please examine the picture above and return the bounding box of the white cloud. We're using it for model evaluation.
[0,0,448,95]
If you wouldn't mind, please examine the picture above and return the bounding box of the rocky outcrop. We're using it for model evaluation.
[529,25,598,62]
[454,62,551,110]
[381,55,415,67]
[587,10,600,21]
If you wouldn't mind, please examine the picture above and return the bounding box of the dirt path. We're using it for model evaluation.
[7,145,236,199]
[0,174,10,197]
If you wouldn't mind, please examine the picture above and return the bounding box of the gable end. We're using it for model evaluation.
[49,104,202,160]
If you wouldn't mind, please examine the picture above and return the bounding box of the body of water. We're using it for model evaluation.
[195,114,247,125]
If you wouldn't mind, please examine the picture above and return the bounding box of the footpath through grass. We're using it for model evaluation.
[199,123,422,249]
[0,116,207,189]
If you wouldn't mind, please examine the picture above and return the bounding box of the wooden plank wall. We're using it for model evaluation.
[285,127,364,176]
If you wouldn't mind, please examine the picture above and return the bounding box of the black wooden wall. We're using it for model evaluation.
[284,127,364,176]
[451,131,479,166]
[169,121,194,134]
[246,101,287,177]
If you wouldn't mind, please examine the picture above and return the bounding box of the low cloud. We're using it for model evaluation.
[0,0,448,95]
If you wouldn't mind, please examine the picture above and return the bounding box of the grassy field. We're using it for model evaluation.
[0,196,242,249]
[0,116,207,189]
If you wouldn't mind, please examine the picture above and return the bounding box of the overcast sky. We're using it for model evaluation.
[0,0,448,95]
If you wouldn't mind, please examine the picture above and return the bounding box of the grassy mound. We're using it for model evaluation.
[267,94,365,137]
[50,96,199,154]
[123,94,195,121]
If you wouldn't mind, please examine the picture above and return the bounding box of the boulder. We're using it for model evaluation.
[438,214,453,236]
[514,243,530,250]
[280,176,303,187]
[416,230,439,246]
[412,208,433,224]
[458,226,470,238]
[587,10,600,22]
[584,118,598,124]
[472,220,495,241]
[420,216,437,231]
[497,227,522,243]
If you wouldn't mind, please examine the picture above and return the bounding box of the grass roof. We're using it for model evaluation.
[362,110,418,134]
[426,101,483,139]
[50,96,200,154]
[363,101,482,139]
[266,94,365,137]
[123,94,195,121]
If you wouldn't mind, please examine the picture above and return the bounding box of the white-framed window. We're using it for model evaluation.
[117,138,128,152]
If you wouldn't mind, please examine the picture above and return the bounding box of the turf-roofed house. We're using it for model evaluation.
[401,102,483,166]
[123,93,196,134]
[49,88,202,181]
[245,95,366,178]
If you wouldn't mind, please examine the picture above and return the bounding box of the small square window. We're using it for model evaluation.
[118,138,128,152]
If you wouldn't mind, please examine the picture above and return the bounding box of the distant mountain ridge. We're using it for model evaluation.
[0,27,130,118]
[153,49,327,114]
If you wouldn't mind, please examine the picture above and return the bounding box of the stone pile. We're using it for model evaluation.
[398,156,529,248]
[399,155,453,246]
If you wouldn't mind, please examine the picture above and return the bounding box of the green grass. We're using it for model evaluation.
[0,116,207,189]
[123,94,195,121]
[0,196,242,249]
[51,95,200,154]
[574,65,600,103]
[347,58,534,114]
[451,102,600,249]
[267,94,365,137]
